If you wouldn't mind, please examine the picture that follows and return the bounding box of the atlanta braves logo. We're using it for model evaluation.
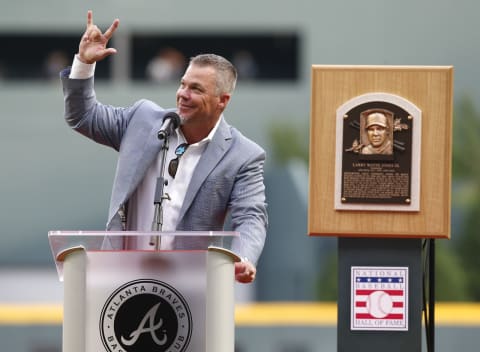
[100,279,192,352]
[121,303,168,346]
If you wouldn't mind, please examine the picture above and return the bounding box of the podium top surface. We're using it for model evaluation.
[48,231,240,279]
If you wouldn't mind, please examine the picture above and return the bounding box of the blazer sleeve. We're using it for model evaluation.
[61,69,142,151]
[228,145,268,266]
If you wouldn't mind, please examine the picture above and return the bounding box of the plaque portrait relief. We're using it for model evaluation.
[360,110,393,155]
[334,93,421,212]
[345,109,398,157]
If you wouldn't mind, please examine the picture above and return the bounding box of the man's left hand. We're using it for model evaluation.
[235,260,256,283]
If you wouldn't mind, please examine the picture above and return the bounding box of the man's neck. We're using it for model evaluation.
[181,117,221,144]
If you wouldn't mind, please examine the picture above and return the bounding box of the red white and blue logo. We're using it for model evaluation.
[351,267,408,331]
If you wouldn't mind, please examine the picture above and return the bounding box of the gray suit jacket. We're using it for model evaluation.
[61,70,267,264]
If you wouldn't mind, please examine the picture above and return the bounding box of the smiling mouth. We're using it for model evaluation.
[178,103,193,110]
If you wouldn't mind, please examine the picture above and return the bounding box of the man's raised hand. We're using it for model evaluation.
[78,10,119,64]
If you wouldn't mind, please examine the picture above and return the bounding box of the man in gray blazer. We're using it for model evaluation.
[61,11,267,283]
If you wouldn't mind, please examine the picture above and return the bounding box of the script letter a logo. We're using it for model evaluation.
[121,303,168,346]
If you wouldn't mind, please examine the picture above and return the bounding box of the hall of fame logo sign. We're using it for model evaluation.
[100,279,192,352]
[351,266,408,331]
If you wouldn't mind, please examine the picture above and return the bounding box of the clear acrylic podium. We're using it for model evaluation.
[49,231,241,352]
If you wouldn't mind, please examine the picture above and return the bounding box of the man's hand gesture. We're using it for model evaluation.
[78,10,119,64]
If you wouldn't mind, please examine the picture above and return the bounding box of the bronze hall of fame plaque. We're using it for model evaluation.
[334,93,421,212]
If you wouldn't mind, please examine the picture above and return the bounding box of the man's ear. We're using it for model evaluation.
[218,93,231,111]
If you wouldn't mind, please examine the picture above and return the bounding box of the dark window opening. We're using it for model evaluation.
[0,34,111,80]
[0,32,299,82]
[131,33,299,82]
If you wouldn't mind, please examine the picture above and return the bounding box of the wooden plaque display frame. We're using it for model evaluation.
[308,65,453,238]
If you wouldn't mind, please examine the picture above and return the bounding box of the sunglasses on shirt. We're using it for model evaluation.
[168,143,189,178]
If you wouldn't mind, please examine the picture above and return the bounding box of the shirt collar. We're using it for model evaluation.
[175,114,223,147]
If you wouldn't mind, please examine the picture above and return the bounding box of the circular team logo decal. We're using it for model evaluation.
[100,279,192,352]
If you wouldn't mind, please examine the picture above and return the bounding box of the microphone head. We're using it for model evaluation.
[163,111,181,129]
[158,111,182,140]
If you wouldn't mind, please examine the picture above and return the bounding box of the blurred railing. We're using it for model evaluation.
[2,302,480,326]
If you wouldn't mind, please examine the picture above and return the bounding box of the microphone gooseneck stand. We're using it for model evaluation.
[149,111,181,249]
[150,137,171,249]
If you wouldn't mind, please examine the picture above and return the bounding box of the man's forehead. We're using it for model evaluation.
[181,66,217,92]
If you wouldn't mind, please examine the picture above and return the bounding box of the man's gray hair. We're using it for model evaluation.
[190,54,238,95]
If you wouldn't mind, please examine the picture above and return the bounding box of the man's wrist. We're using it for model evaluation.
[69,54,96,79]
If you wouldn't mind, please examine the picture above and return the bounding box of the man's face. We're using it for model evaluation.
[176,64,228,126]
[366,125,387,147]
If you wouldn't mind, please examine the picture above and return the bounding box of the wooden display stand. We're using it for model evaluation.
[49,231,241,352]
[308,65,453,352]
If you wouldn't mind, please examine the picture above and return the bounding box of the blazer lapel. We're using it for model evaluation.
[128,128,164,195]
[177,118,232,222]
[108,117,166,224]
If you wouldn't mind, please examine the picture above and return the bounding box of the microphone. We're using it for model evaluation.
[158,112,181,140]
